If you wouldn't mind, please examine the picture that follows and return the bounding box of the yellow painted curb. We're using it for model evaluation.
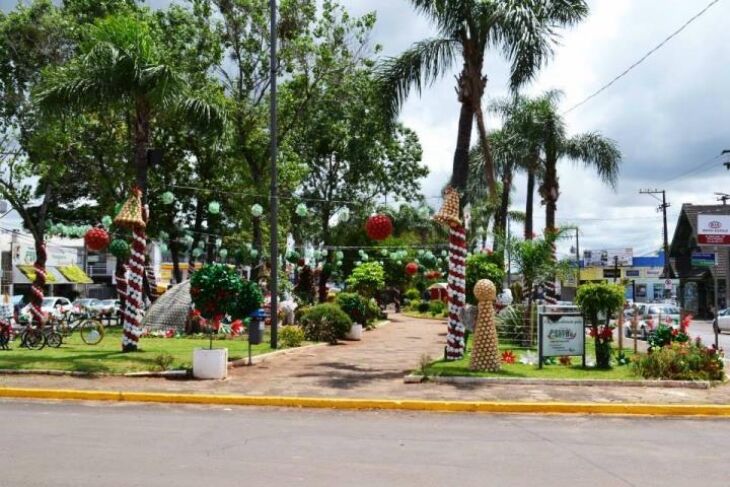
[0,386,729,417]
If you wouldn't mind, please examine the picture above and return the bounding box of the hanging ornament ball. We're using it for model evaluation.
[365,214,393,241]
[192,248,203,258]
[361,254,369,261]
[380,249,389,257]
[339,208,350,223]
[250,249,259,258]
[158,230,169,242]
[354,260,362,267]
[109,239,131,259]
[286,250,300,264]
[441,250,448,257]
[101,215,113,228]
[295,203,308,217]
[197,240,206,249]
[418,206,431,219]
[159,243,169,253]
[336,260,343,267]
[219,248,228,259]
[161,191,175,205]
[208,201,221,215]
[335,250,344,260]
[184,235,195,247]
[313,250,322,260]
[84,227,110,252]
[250,204,263,218]
[405,262,419,276]
[215,238,222,248]
[321,249,328,257]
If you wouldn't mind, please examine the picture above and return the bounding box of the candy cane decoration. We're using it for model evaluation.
[122,224,146,351]
[115,261,129,327]
[446,225,467,360]
[30,243,47,326]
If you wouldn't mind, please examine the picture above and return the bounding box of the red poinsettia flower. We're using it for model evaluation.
[501,350,516,364]
[165,329,175,338]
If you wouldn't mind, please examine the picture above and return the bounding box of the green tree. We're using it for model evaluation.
[377,0,588,198]
[576,282,625,369]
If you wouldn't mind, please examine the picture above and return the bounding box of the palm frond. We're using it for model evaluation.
[563,132,622,188]
[375,37,458,121]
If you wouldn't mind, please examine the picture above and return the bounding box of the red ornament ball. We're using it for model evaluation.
[365,214,393,241]
[405,262,419,276]
[84,227,110,252]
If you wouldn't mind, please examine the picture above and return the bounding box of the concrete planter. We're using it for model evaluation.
[193,348,228,379]
[345,323,363,341]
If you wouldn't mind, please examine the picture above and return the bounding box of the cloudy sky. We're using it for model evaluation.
[3,0,728,259]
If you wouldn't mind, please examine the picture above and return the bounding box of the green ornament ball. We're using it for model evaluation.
[109,239,131,259]
[250,204,263,218]
[335,251,344,260]
[295,203,308,217]
[192,248,203,258]
[101,215,113,228]
[208,201,221,215]
[219,248,228,259]
[161,191,175,205]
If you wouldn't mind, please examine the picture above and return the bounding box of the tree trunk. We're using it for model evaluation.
[473,103,497,195]
[449,94,475,192]
[493,164,513,254]
[189,198,204,268]
[542,158,558,235]
[170,239,182,284]
[525,167,535,240]
[317,207,331,304]
[134,97,151,201]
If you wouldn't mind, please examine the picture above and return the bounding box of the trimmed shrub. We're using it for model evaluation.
[408,299,421,312]
[428,300,445,317]
[280,325,306,348]
[336,292,368,324]
[404,288,420,302]
[632,340,724,381]
[365,297,383,327]
[300,304,352,344]
[465,254,505,305]
[346,262,385,298]
[417,301,430,314]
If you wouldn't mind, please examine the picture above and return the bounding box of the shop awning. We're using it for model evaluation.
[13,265,92,285]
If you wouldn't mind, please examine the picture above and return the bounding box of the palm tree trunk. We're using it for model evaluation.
[525,167,535,240]
[474,104,497,195]
[449,96,475,192]
[543,157,558,235]
[494,165,513,253]
[134,97,151,200]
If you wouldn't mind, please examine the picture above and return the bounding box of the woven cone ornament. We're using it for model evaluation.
[114,188,146,229]
[433,186,461,228]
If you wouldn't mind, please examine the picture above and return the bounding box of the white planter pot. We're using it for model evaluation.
[193,348,228,379]
[345,323,363,341]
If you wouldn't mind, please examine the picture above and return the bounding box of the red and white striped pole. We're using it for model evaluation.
[30,243,47,327]
[446,225,467,359]
[122,221,147,351]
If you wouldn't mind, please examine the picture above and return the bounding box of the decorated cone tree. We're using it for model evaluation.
[469,279,500,372]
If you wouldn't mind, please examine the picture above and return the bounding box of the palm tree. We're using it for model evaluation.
[377,0,588,197]
[533,93,622,234]
[35,13,224,202]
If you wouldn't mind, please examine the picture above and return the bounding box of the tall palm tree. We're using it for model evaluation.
[35,13,224,202]
[533,93,622,234]
[377,0,588,197]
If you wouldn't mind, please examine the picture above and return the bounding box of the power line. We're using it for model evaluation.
[564,0,723,114]
[662,154,723,183]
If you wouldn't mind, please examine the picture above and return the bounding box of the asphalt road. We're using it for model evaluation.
[2,400,729,486]
[690,319,730,350]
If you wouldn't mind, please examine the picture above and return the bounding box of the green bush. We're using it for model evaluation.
[300,304,352,344]
[336,292,367,324]
[647,323,689,351]
[346,262,385,298]
[417,301,430,313]
[233,279,264,318]
[497,304,527,345]
[279,325,306,348]
[404,288,420,301]
[465,253,505,305]
[190,264,241,319]
[428,300,445,316]
[408,299,421,312]
[632,341,724,381]
[365,297,383,327]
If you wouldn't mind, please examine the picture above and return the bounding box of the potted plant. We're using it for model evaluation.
[190,264,242,379]
[575,283,625,369]
[335,292,366,340]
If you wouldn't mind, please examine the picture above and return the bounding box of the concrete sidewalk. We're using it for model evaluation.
[1,313,730,405]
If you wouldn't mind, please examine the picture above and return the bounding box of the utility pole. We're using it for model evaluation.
[268,0,279,349]
[613,255,618,283]
[640,189,675,285]
[506,216,511,287]
[716,192,730,205]
[574,227,580,287]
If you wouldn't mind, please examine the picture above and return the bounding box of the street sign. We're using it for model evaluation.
[691,252,716,268]
[664,279,673,290]
[697,215,730,245]
[538,311,586,369]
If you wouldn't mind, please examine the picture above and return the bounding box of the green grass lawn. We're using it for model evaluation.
[424,340,640,380]
[402,311,447,320]
[0,327,282,374]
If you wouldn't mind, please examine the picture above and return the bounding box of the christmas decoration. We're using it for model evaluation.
[250,249,259,258]
[365,214,393,241]
[29,243,47,327]
[101,215,113,228]
[183,235,194,247]
[295,203,308,217]
[84,227,110,252]
[339,208,350,223]
[335,250,344,260]
[418,205,431,219]
[192,248,203,258]
[208,201,221,215]
[286,250,300,264]
[114,188,146,229]
[219,248,228,259]
[197,240,206,249]
[251,204,263,217]
[161,191,175,205]
[405,262,419,276]
[501,350,517,364]
[433,186,466,360]
[109,239,132,260]
[159,243,168,253]
[469,279,500,372]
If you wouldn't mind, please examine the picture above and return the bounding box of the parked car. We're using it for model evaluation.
[624,303,681,340]
[72,298,102,315]
[713,308,730,334]
[97,299,120,317]
[20,296,73,321]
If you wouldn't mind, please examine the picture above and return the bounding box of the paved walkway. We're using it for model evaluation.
[2,314,730,405]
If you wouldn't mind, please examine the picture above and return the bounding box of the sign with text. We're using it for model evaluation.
[539,314,585,358]
[583,248,633,267]
[691,252,717,268]
[697,214,730,245]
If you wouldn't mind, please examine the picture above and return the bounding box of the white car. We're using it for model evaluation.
[714,309,730,334]
[624,303,681,340]
[20,296,73,321]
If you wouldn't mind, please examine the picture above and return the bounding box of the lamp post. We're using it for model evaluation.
[268,0,279,349]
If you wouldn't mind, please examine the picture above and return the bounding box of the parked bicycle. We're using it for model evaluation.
[56,310,105,345]
[0,318,12,350]
[19,321,62,350]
